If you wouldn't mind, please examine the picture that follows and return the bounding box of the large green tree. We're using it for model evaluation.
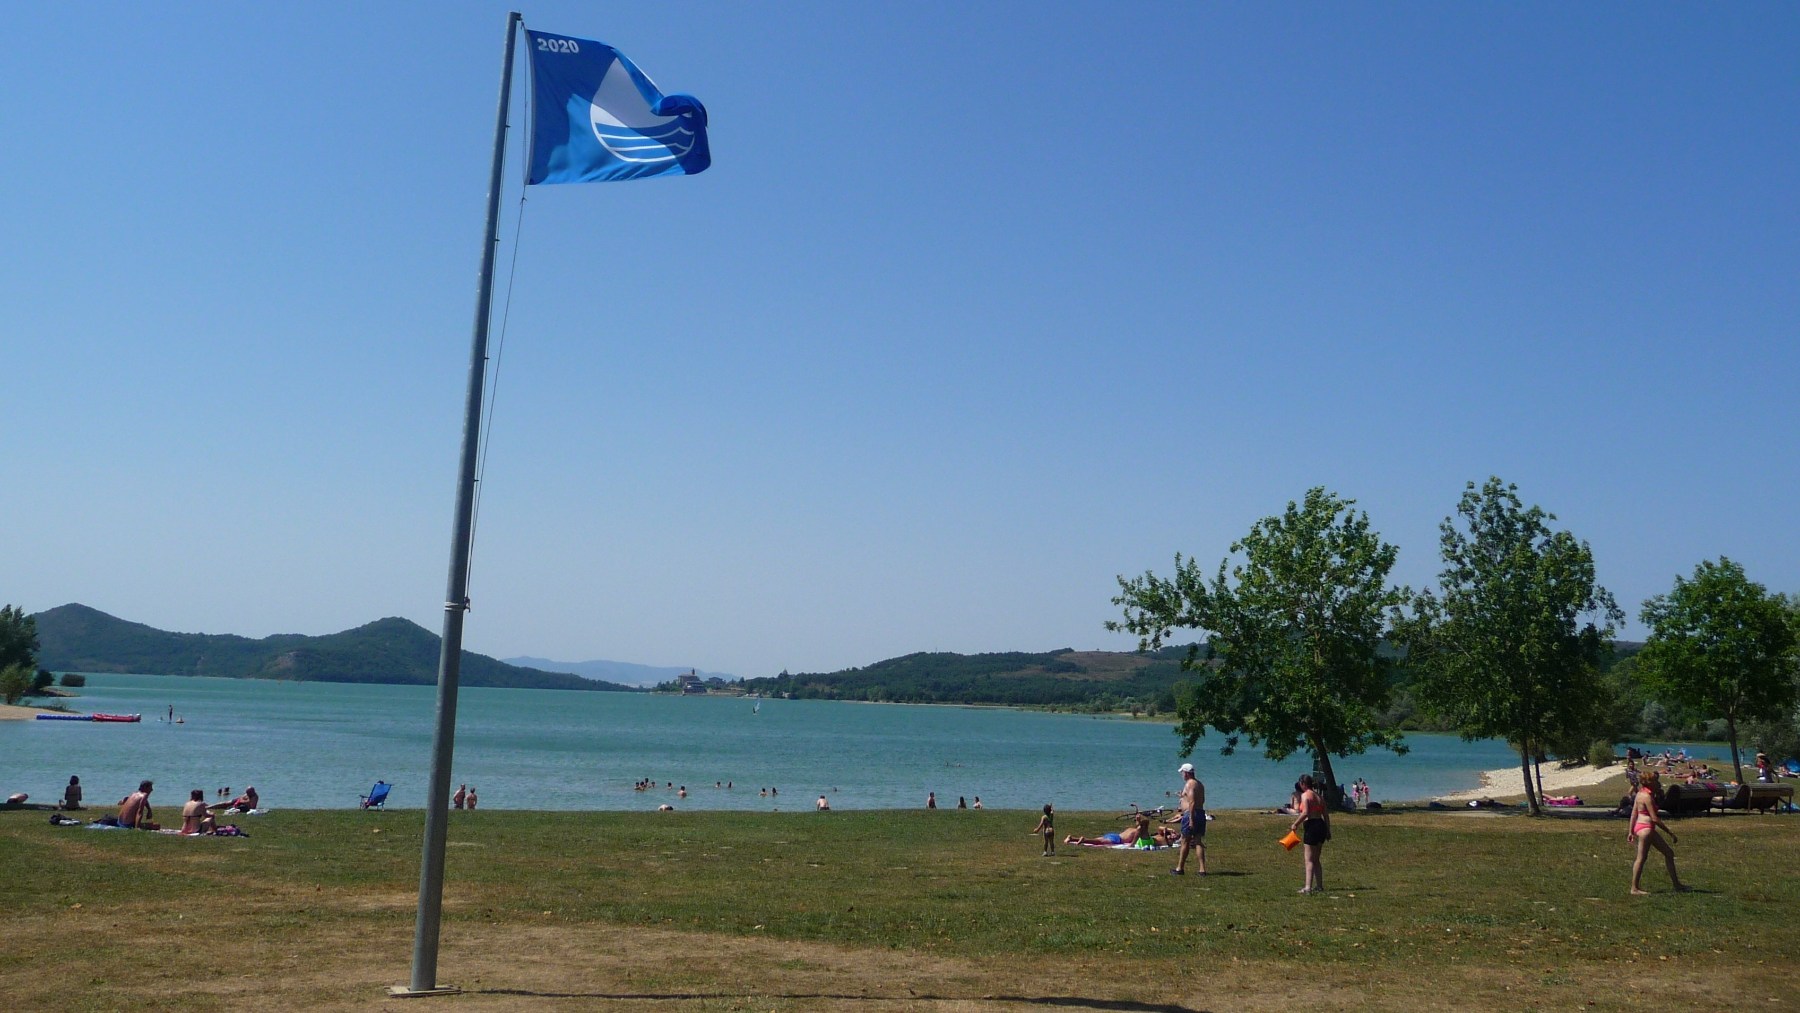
[0,604,38,672]
[0,605,41,704]
[1109,488,1409,802]
[1637,558,1798,783]
[1397,478,1621,816]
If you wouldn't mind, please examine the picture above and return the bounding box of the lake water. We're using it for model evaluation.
[6,673,1534,812]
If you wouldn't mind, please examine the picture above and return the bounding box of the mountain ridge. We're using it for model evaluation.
[31,603,640,692]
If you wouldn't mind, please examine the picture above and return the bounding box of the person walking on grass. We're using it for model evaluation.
[1169,763,1206,876]
[1628,771,1689,895]
[1031,804,1055,856]
[1290,773,1329,894]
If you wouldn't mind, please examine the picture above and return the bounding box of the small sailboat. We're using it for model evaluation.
[752,700,760,714]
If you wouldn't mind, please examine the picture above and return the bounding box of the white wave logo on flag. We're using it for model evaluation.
[524,27,708,184]
[589,59,696,164]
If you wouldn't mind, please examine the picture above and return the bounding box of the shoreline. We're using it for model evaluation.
[1434,762,1615,802]
[1430,755,1721,804]
[0,703,62,721]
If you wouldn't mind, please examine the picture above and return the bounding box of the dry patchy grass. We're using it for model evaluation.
[2,805,1796,1011]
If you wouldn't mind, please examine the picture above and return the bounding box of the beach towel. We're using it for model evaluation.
[1108,843,1173,850]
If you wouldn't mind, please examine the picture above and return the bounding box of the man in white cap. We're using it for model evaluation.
[1168,762,1206,875]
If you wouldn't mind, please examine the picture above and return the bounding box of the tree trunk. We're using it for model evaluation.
[1519,743,1541,815]
[1533,756,1545,802]
[1728,717,1743,784]
[1314,744,1342,811]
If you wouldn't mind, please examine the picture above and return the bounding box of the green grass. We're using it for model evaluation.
[2,805,1797,1010]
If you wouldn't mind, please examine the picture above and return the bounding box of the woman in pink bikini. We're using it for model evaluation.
[1628,771,1688,895]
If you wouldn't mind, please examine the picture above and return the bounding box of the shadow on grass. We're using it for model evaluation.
[474,989,1209,1010]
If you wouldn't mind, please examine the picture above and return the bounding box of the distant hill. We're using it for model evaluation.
[504,656,738,688]
[32,603,640,692]
[741,646,1203,711]
[735,639,1649,718]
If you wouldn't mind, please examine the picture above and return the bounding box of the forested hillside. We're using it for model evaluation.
[731,641,1761,755]
[740,646,1198,712]
[32,603,640,692]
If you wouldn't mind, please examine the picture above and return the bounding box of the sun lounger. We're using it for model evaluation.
[1747,783,1794,813]
[360,781,392,810]
[1660,784,1714,817]
[1711,783,1750,812]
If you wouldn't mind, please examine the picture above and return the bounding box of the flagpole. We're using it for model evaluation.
[392,9,522,999]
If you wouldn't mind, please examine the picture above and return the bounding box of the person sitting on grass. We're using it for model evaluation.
[180,790,217,835]
[118,780,159,830]
[212,786,258,813]
[62,775,82,811]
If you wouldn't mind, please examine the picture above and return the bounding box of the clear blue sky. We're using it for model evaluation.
[6,3,1796,677]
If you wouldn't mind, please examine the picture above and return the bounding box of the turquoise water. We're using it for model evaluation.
[6,673,1530,812]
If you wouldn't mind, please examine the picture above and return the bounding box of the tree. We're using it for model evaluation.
[1397,478,1621,816]
[0,604,38,672]
[1637,558,1798,783]
[1110,488,1410,804]
[0,664,32,706]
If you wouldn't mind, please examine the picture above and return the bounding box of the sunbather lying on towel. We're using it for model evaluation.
[1065,815,1176,848]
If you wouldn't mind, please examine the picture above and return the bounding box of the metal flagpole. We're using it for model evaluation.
[391,9,523,999]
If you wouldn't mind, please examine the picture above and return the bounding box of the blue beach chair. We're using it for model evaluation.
[360,781,392,810]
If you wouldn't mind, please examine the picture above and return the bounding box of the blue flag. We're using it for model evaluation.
[525,30,710,185]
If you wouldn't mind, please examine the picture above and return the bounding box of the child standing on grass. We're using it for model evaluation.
[1031,804,1055,856]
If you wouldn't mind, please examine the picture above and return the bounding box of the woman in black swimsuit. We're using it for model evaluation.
[1289,774,1330,894]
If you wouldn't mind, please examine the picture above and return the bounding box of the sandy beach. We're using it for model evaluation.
[1436,761,1624,802]
[0,703,58,720]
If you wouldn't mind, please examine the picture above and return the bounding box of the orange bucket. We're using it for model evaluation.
[1279,829,1301,850]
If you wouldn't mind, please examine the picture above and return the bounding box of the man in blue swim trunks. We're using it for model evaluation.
[1168,762,1206,875]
